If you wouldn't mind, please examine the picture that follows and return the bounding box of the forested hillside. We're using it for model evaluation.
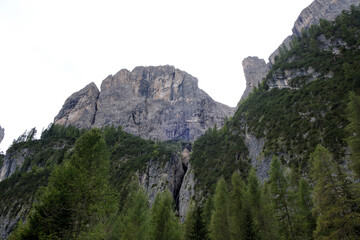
[1,4,360,240]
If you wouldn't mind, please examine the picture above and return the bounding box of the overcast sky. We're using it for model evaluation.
[0,0,314,152]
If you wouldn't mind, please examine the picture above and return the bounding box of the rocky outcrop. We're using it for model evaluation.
[0,148,33,182]
[178,162,195,222]
[0,126,4,145]
[241,57,271,100]
[293,0,360,36]
[269,0,360,65]
[54,82,100,129]
[55,66,234,142]
[241,0,360,99]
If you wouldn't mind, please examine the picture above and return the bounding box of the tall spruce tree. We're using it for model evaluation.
[346,91,360,178]
[150,191,182,240]
[209,177,230,240]
[310,145,360,239]
[268,156,295,240]
[11,129,117,239]
[118,186,150,240]
[228,172,246,240]
[247,168,278,240]
[294,178,315,240]
[184,203,209,240]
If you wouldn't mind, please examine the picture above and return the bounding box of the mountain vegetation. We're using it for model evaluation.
[1,4,360,240]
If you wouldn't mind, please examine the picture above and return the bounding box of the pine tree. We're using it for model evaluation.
[12,129,117,239]
[119,186,150,240]
[293,178,316,240]
[346,91,360,178]
[247,168,278,240]
[268,156,295,240]
[310,145,360,239]
[209,177,230,240]
[150,191,182,240]
[184,203,209,240]
[228,172,246,240]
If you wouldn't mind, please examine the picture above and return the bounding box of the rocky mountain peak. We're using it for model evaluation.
[55,65,234,142]
[241,57,270,100]
[241,0,360,100]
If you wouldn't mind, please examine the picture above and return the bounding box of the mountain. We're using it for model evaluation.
[54,65,234,142]
[2,1,360,239]
[242,0,360,100]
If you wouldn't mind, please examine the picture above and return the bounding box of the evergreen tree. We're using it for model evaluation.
[293,178,315,240]
[119,186,150,240]
[209,177,230,240]
[310,145,360,239]
[247,168,278,240]
[150,191,182,240]
[346,91,360,178]
[228,172,246,240]
[203,196,214,234]
[268,156,295,240]
[12,129,117,239]
[184,203,209,240]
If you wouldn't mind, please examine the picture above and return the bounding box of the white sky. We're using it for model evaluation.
[0,0,314,152]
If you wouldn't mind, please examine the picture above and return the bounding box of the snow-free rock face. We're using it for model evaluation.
[241,57,270,100]
[241,0,360,100]
[0,148,33,182]
[55,65,235,142]
[0,126,4,145]
[292,0,360,36]
[54,82,100,129]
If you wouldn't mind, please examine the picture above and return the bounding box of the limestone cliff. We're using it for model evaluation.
[241,57,270,100]
[241,0,360,100]
[54,82,100,129]
[55,65,234,142]
[0,126,4,146]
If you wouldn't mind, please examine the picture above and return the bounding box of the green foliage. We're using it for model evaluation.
[117,184,151,240]
[228,172,246,240]
[150,191,182,240]
[184,204,209,240]
[247,169,277,240]
[191,123,249,196]
[209,177,230,240]
[268,156,295,240]
[310,145,360,239]
[12,129,118,239]
[346,91,360,178]
[293,178,316,240]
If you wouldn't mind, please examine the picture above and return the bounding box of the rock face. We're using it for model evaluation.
[0,148,33,182]
[241,57,270,100]
[241,0,360,100]
[55,66,234,142]
[0,126,4,145]
[292,0,360,36]
[54,82,100,129]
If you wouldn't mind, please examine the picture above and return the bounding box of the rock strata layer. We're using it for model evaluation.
[55,65,234,142]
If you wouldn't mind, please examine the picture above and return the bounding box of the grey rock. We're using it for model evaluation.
[0,126,4,145]
[292,0,360,37]
[0,148,33,182]
[54,82,100,129]
[240,57,270,100]
[178,162,195,222]
[138,148,188,206]
[269,0,360,65]
[55,66,235,142]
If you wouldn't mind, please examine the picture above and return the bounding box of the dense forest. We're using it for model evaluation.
[2,4,360,240]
